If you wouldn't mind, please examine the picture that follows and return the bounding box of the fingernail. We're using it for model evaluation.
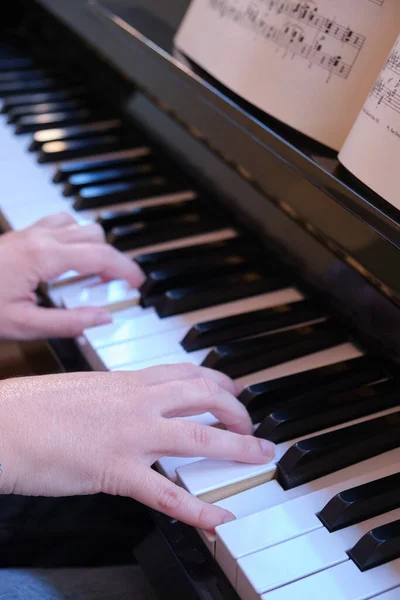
[222,513,236,524]
[94,311,113,326]
[260,439,275,459]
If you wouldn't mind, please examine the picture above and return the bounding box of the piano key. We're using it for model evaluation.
[318,472,400,533]
[84,289,303,350]
[0,77,62,96]
[263,557,400,600]
[0,57,35,72]
[215,461,400,585]
[237,508,400,600]
[97,198,198,230]
[176,405,397,504]
[52,148,153,182]
[7,99,87,123]
[29,119,123,150]
[348,519,400,572]
[15,108,94,134]
[277,410,400,491]
[255,378,399,443]
[240,355,389,415]
[73,176,188,210]
[0,68,61,83]
[63,163,156,196]
[38,134,141,163]
[202,319,345,379]
[109,212,227,251]
[181,299,324,352]
[140,251,265,304]
[134,234,259,273]
[61,279,140,312]
[0,87,87,112]
[154,270,290,317]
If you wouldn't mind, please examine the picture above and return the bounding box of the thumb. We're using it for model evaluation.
[21,305,112,339]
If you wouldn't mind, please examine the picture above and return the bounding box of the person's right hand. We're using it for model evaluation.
[0,364,275,532]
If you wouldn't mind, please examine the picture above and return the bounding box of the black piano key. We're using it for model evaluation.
[15,108,94,134]
[63,163,156,196]
[0,77,62,97]
[0,57,34,71]
[29,119,122,151]
[0,87,87,113]
[154,271,291,318]
[38,135,140,163]
[52,150,152,183]
[202,319,346,379]
[7,99,86,123]
[98,199,197,231]
[73,176,187,210]
[140,251,266,305]
[239,355,386,416]
[255,379,399,443]
[135,236,264,274]
[0,68,61,83]
[276,411,400,491]
[181,299,324,352]
[348,520,400,571]
[109,212,225,251]
[318,472,400,533]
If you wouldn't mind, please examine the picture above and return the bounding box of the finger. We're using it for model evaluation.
[156,377,252,435]
[134,363,243,396]
[120,464,236,531]
[55,223,106,245]
[32,212,77,230]
[160,419,275,463]
[50,243,145,287]
[15,304,112,339]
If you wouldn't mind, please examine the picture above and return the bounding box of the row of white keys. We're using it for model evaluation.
[93,289,305,369]
[238,506,400,600]
[84,288,304,350]
[215,459,400,586]
[263,556,400,600]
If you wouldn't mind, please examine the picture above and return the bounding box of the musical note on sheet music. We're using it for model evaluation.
[369,36,400,117]
[209,0,366,80]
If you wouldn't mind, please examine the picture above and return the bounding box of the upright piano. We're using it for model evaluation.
[2,2,400,599]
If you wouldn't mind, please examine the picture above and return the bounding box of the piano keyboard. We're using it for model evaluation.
[1,38,400,600]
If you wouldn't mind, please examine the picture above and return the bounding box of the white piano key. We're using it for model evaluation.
[176,405,400,503]
[83,288,304,349]
[61,279,140,312]
[237,508,400,600]
[263,557,400,600]
[216,461,400,587]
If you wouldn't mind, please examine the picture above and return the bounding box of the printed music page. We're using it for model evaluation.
[339,35,400,208]
[174,0,400,150]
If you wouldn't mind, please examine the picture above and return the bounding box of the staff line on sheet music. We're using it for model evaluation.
[209,0,365,80]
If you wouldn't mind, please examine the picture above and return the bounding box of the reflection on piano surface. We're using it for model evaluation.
[2,1,400,598]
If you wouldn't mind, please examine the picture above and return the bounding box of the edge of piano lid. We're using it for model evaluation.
[31,0,400,366]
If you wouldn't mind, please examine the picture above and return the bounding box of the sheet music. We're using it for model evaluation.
[339,35,400,208]
[175,0,400,149]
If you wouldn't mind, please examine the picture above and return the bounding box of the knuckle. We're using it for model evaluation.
[196,376,221,399]
[156,485,184,514]
[190,423,212,449]
[240,435,260,456]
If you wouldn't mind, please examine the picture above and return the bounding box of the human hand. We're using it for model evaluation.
[0,364,275,531]
[0,212,144,340]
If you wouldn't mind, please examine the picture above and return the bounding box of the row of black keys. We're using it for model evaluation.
[0,56,239,249]
[316,468,400,572]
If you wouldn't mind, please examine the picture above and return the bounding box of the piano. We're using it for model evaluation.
[2,1,400,598]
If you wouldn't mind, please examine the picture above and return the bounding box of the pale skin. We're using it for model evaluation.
[0,213,275,532]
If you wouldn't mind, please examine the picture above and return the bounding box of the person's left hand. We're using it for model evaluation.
[0,212,145,340]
